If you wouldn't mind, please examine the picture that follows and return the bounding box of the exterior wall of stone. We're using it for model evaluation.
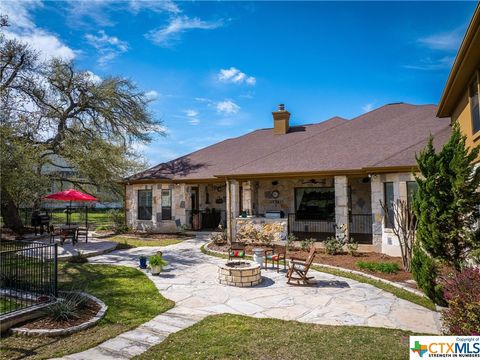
[370,172,417,256]
[334,176,349,238]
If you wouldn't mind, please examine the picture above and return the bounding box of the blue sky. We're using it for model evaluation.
[1,1,477,165]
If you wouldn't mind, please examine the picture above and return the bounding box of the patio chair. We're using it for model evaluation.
[76,227,88,243]
[228,242,246,260]
[286,244,316,285]
[49,225,62,244]
[264,244,286,272]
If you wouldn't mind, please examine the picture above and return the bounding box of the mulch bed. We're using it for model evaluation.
[21,299,101,330]
[207,243,414,284]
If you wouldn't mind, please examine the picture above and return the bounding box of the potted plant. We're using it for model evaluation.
[139,256,147,269]
[149,254,168,275]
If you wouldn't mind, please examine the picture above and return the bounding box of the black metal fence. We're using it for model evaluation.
[288,213,373,244]
[0,241,58,315]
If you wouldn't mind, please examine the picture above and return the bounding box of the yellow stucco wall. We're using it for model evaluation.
[451,74,480,160]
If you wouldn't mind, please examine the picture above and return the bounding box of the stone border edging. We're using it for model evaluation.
[11,292,108,337]
[204,242,439,309]
[57,243,118,262]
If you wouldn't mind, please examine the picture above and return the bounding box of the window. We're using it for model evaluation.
[161,189,172,220]
[406,181,418,207]
[138,190,152,220]
[384,182,394,228]
[471,81,480,134]
[295,187,335,221]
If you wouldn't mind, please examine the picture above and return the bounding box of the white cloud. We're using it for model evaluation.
[417,28,464,51]
[362,103,374,113]
[218,67,256,85]
[185,109,199,117]
[216,100,240,114]
[4,29,76,61]
[85,30,128,65]
[85,71,102,84]
[403,56,454,71]
[145,90,159,100]
[184,109,200,125]
[128,0,181,14]
[0,1,76,61]
[146,16,223,47]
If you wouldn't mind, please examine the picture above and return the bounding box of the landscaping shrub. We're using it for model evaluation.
[286,234,297,251]
[412,244,445,306]
[107,209,127,233]
[324,236,343,255]
[468,247,480,265]
[356,261,400,274]
[300,238,315,252]
[211,230,227,245]
[43,291,87,322]
[442,267,480,335]
[346,238,359,256]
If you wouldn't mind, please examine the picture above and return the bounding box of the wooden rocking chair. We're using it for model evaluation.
[286,244,316,285]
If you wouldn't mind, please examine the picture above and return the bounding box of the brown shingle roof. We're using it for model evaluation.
[127,103,451,182]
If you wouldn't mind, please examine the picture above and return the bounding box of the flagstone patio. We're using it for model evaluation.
[58,234,442,360]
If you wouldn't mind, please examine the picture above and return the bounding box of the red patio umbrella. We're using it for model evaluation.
[44,189,98,227]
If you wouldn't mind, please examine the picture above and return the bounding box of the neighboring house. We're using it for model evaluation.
[125,103,450,256]
[437,3,480,157]
[42,155,122,209]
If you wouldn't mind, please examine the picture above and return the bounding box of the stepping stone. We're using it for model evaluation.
[118,329,167,345]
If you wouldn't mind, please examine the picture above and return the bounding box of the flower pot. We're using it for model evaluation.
[139,257,147,269]
[151,265,162,275]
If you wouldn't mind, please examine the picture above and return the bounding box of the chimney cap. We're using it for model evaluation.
[277,104,285,111]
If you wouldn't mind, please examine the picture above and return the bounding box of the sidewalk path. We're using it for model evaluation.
[59,234,441,359]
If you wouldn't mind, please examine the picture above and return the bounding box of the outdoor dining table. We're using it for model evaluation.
[58,224,79,244]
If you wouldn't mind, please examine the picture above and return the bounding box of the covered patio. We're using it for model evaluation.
[225,175,374,244]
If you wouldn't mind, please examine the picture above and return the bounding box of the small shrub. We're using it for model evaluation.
[442,267,480,335]
[346,238,359,256]
[356,261,400,274]
[43,291,86,322]
[107,209,126,232]
[211,229,227,245]
[286,234,297,251]
[412,244,446,306]
[300,238,315,252]
[324,236,343,255]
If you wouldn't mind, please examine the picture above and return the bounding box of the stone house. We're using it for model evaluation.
[124,103,450,256]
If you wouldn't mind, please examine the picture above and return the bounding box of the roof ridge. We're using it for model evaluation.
[224,118,351,174]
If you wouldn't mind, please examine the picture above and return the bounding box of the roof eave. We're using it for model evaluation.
[437,3,480,118]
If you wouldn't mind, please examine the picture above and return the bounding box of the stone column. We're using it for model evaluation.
[241,181,253,216]
[226,180,240,242]
[370,175,383,251]
[334,175,349,238]
[174,184,189,227]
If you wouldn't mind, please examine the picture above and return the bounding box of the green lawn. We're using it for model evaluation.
[50,211,113,228]
[135,314,414,360]
[0,264,174,360]
[0,297,21,314]
[107,235,185,248]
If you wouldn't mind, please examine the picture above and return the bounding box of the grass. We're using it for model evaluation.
[200,244,436,311]
[0,263,174,360]
[107,235,184,248]
[50,211,113,228]
[0,297,21,314]
[134,314,415,360]
[356,261,401,274]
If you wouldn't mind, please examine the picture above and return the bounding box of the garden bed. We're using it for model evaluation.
[207,243,413,284]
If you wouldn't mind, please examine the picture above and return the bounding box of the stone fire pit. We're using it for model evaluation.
[218,261,262,287]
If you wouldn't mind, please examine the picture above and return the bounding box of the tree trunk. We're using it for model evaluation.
[1,191,24,232]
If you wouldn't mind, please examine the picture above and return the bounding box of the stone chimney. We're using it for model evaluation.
[272,104,290,135]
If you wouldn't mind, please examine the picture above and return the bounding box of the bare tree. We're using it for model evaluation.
[380,199,417,272]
